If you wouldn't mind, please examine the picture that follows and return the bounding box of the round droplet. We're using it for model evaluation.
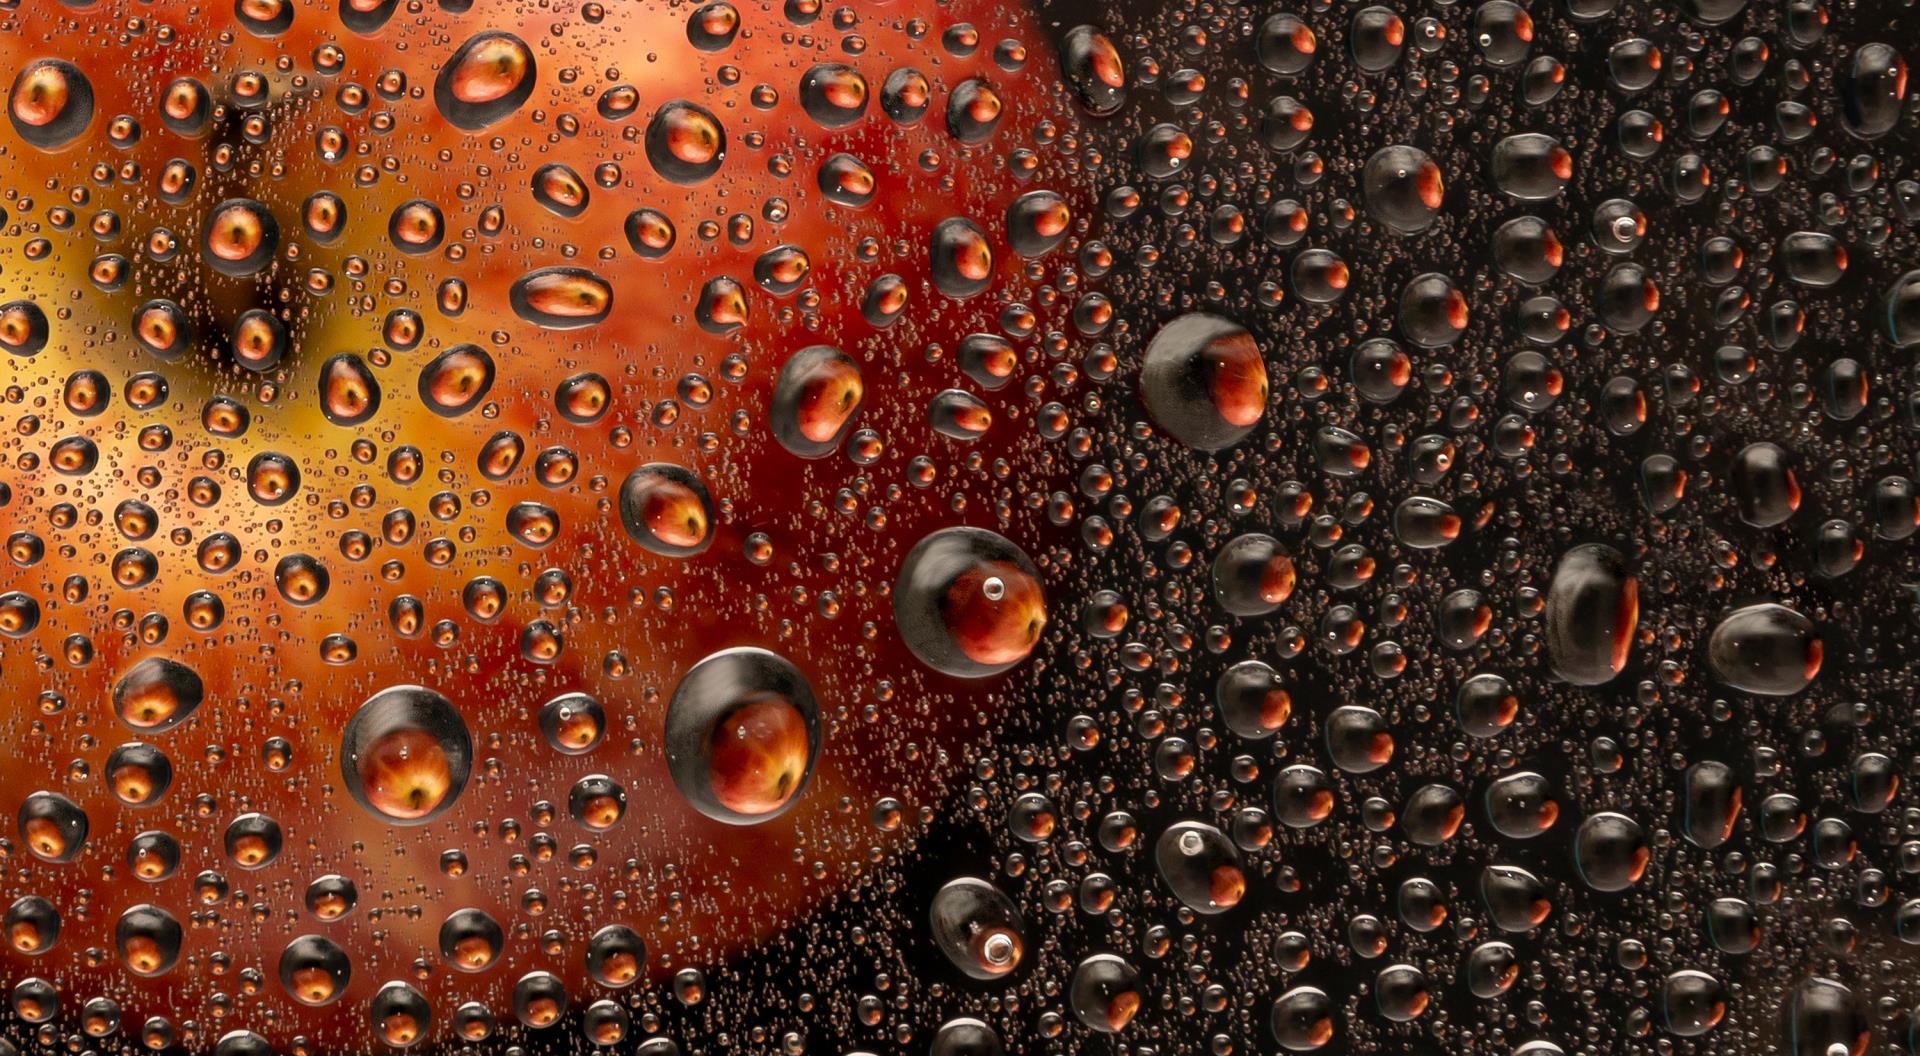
[106,742,172,807]
[687,2,739,50]
[893,527,1047,678]
[512,971,567,1029]
[1153,821,1246,913]
[617,463,714,557]
[1213,660,1291,739]
[200,199,278,277]
[585,924,647,987]
[115,905,181,977]
[5,896,58,956]
[1069,954,1143,1033]
[278,936,350,1006]
[1139,313,1268,451]
[1061,26,1127,114]
[439,908,503,972]
[798,64,868,128]
[1662,970,1728,1037]
[568,774,626,830]
[1544,544,1637,685]
[113,657,204,733]
[539,692,605,754]
[1270,986,1334,1050]
[510,267,612,329]
[9,59,93,150]
[223,812,283,869]
[929,217,994,299]
[319,353,380,426]
[929,878,1027,980]
[646,101,726,183]
[1211,533,1296,616]
[339,686,473,824]
[0,301,49,357]
[1364,146,1445,234]
[1707,603,1821,696]
[369,982,431,1048]
[435,32,537,130]
[418,345,496,416]
[664,647,820,823]
[132,300,192,361]
[771,345,865,458]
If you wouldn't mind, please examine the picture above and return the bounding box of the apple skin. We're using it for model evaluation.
[706,696,812,817]
[0,0,1095,1024]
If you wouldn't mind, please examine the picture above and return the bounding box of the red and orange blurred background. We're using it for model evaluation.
[0,0,1089,1042]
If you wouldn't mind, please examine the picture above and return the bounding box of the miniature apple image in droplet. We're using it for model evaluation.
[1707,602,1822,696]
[665,647,821,824]
[339,686,473,825]
[618,462,715,558]
[438,908,503,973]
[277,936,350,1007]
[113,657,204,733]
[929,878,1028,981]
[893,527,1048,678]
[770,345,865,458]
[1139,313,1269,451]
[646,100,727,184]
[9,59,93,151]
[434,31,537,131]
[115,904,181,978]
[509,266,612,329]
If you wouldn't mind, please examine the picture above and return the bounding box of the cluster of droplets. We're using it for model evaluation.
[794,0,1916,1054]
[0,0,1918,1052]
[0,0,1088,1049]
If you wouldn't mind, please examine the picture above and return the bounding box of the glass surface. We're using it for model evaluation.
[0,0,1913,1053]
